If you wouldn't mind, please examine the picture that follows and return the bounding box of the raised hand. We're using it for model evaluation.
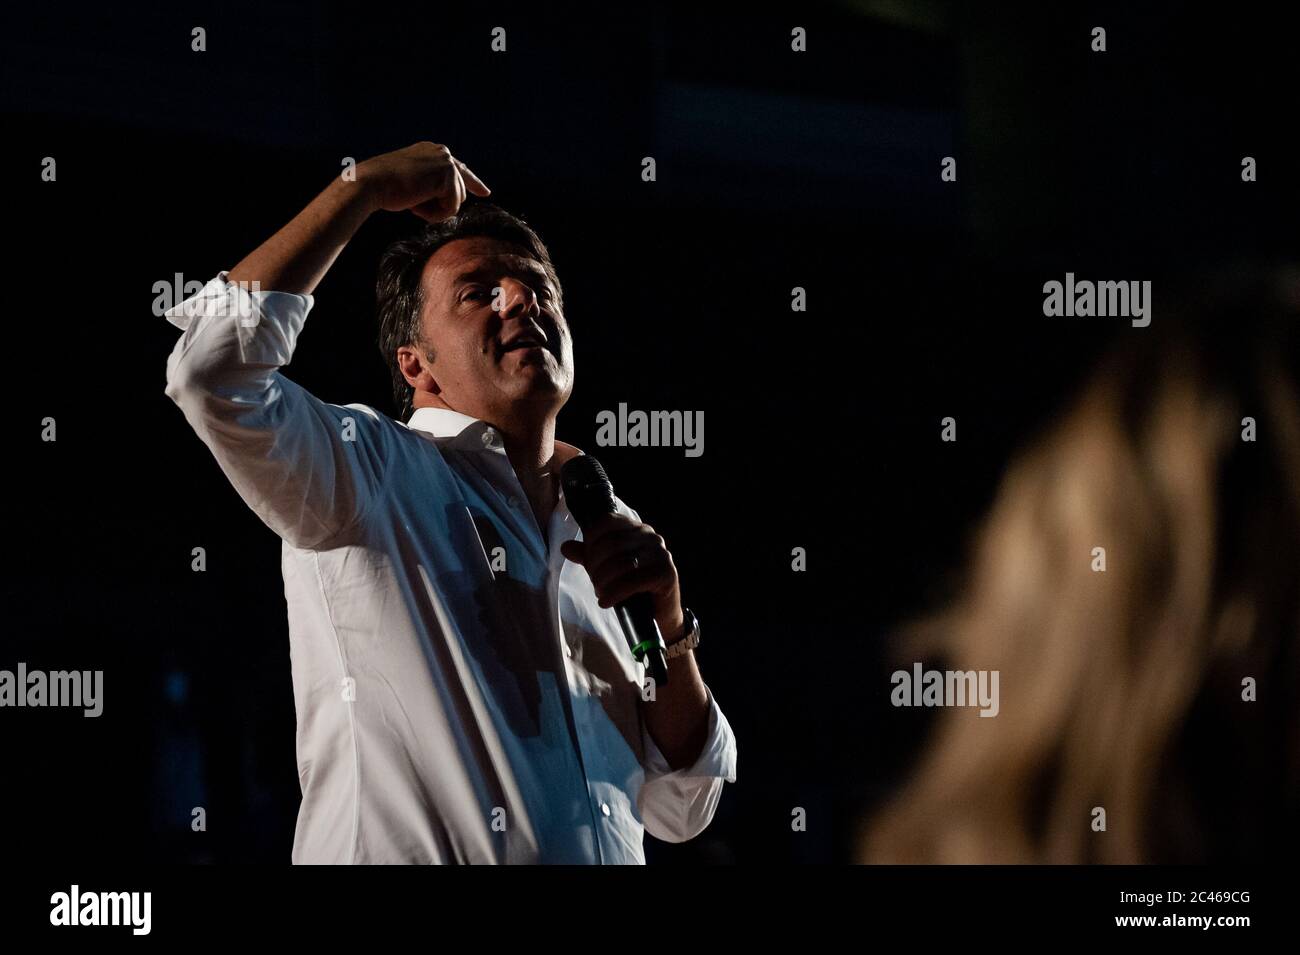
[358,141,491,222]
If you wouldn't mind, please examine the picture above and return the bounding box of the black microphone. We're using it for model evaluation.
[560,454,670,687]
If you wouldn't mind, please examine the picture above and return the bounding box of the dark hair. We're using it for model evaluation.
[375,201,563,420]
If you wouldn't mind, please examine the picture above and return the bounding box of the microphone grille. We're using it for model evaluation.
[560,454,617,525]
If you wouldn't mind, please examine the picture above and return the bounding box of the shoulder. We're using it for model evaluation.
[321,401,399,434]
[309,401,410,453]
[340,402,384,418]
[555,439,585,467]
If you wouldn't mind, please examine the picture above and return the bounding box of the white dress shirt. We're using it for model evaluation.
[162,273,737,864]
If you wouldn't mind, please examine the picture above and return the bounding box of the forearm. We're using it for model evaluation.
[641,612,711,769]
[635,607,737,842]
[227,176,375,295]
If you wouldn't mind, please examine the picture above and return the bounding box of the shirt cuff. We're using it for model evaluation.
[641,684,738,783]
[162,271,315,332]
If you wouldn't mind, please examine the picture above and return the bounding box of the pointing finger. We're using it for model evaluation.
[454,158,492,196]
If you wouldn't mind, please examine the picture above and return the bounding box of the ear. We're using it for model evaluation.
[397,344,440,396]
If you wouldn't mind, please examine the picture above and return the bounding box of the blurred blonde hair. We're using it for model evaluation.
[861,267,1300,864]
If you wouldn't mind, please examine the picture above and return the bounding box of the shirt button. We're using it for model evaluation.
[507,495,520,508]
[480,429,497,448]
[600,803,611,817]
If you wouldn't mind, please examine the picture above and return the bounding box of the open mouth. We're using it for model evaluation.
[499,332,550,356]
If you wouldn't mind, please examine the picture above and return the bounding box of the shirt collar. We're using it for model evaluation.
[404,406,587,464]
[405,406,482,439]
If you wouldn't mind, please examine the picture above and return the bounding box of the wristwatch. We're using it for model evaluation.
[664,607,701,660]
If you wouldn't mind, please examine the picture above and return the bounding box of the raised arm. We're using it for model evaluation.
[164,143,490,549]
[227,142,490,295]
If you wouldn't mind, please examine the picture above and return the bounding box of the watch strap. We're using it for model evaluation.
[664,608,700,659]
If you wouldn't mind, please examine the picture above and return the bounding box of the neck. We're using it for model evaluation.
[501,415,558,491]
[500,413,578,540]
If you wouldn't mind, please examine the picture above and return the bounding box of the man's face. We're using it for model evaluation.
[406,236,574,423]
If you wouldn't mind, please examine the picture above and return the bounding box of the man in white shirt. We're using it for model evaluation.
[163,142,737,863]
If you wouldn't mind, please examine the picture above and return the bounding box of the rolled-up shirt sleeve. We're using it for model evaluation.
[637,684,737,844]
[162,272,391,550]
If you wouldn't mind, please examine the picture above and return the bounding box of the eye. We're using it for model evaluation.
[462,286,488,302]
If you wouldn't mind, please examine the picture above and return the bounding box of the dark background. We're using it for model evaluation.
[2,0,1297,863]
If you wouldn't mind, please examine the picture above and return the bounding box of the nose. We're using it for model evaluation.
[497,277,541,322]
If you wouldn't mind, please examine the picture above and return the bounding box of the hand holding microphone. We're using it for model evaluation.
[559,456,682,686]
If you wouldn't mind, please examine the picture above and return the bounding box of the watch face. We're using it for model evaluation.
[665,610,698,656]
[682,610,699,647]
